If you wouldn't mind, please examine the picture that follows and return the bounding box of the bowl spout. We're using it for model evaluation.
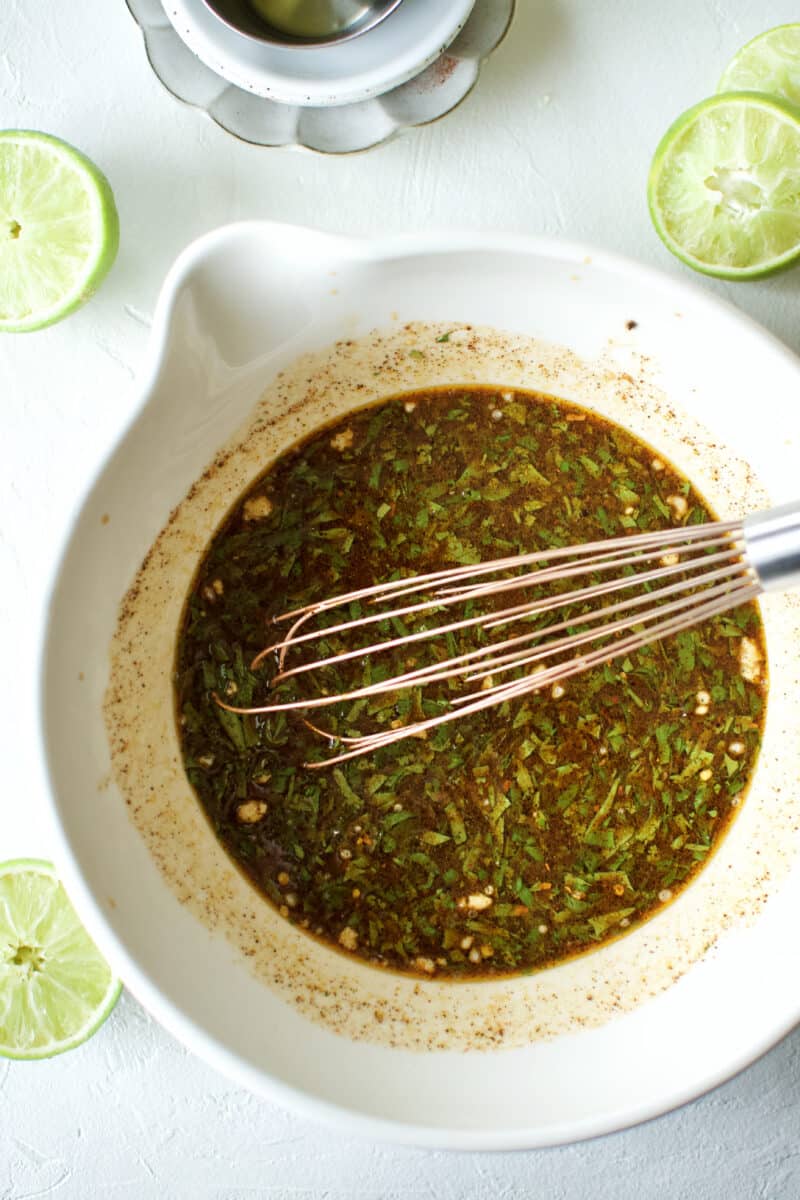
[156,222,357,374]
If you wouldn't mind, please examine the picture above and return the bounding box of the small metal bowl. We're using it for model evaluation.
[199,0,404,47]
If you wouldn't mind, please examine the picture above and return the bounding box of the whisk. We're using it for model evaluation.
[216,500,800,766]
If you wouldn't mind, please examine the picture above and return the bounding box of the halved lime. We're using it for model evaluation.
[0,130,119,333]
[0,859,120,1059]
[648,92,800,279]
[719,24,800,108]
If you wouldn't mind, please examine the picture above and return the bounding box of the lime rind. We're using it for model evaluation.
[718,24,800,109]
[0,131,119,334]
[648,92,800,280]
[0,858,121,1060]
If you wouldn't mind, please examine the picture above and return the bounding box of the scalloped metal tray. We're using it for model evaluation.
[125,0,515,153]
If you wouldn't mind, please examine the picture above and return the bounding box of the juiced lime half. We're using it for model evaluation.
[0,130,119,332]
[648,92,800,279]
[719,24,800,108]
[0,859,120,1059]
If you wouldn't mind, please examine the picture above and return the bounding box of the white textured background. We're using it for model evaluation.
[3,0,800,1195]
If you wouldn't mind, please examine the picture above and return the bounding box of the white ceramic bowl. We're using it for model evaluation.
[164,0,475,106]
[41,224,800,1149]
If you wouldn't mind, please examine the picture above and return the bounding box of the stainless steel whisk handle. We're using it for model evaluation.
[743,499,800,592]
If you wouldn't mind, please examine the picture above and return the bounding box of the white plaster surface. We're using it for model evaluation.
[3,0,800,1194]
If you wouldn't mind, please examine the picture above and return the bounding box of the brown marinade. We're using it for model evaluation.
[175,387,766,978]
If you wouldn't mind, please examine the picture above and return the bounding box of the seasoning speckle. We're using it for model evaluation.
[338,926,358,951]
[740,636,763,683]
[236,800,267,824]
[243,495,273,522]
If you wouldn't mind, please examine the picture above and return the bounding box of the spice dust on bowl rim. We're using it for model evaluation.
[39,224,800,1149]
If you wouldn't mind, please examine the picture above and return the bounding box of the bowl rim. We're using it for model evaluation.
[198,0,404,49]
[37,222,800,1149]
[165,0,478,108]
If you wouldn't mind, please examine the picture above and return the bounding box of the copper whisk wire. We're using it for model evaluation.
[212,514,776,766]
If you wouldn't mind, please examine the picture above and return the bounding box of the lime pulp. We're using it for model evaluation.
[719,24,800,109]
[0,130,119,333]
[647,92,800,280]
[0,859,120,1059]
